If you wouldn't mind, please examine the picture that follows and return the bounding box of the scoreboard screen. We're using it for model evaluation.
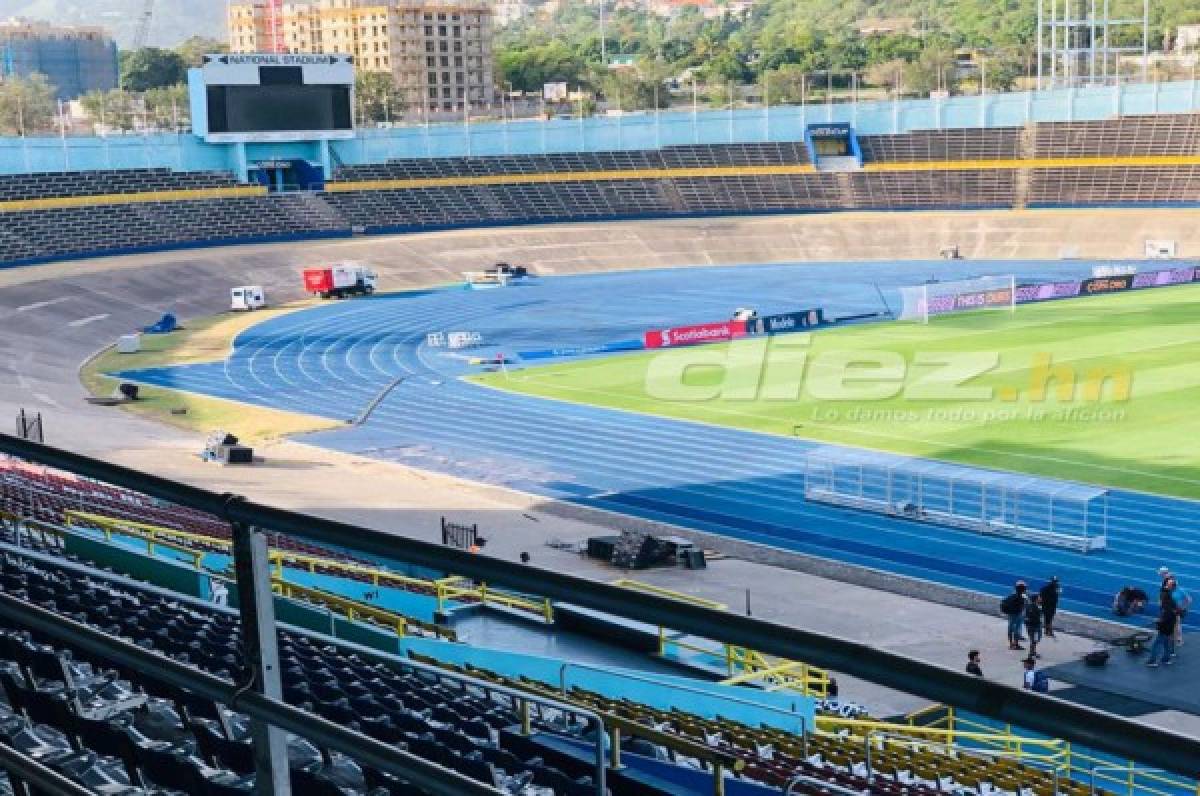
[191,54,356,143]
[206,84,353,135]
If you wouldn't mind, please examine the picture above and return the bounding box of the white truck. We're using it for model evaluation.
[230,286,267,311]
[303,264,379,299]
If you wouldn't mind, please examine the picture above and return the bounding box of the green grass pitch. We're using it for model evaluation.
[472,284,1200,499]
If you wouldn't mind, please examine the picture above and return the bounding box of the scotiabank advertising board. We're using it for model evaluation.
[643,320,747,349]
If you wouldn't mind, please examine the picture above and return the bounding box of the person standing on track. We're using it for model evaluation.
[1039,576,1061,638]
[1163,576,1190,647]
[1025,594,1044,659]
[1002,581,1029,651]
[1147,592,1178,668]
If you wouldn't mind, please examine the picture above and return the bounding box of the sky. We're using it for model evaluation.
[0,0,225,48]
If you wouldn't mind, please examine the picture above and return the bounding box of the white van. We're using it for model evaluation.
[231,286,267,311]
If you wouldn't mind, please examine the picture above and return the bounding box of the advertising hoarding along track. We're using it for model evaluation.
[644,320,748,349]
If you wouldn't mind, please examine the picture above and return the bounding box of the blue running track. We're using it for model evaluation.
[115,261,1200,628]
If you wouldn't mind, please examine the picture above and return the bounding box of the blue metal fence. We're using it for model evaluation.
[2,79,1199,176]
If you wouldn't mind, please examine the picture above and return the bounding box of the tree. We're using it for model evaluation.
[0,74,57,135]
[904,46,959,96]
[120,48,188,92]
[175,36,227,68]
[355,72,406,124]
[497,42,587,93]
[600,62,670,111]
[80,89,140,132]
[703,51,748,84]
[977,54,1024,92]
[144,85,190,130]
[759,64,808,105]
[864,58,909,94]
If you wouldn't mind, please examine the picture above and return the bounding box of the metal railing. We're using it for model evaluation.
[271,577,457,641]
[614,578,830,697]
[3,435,1200,779]
[906,705,1200,796]
[63,509,552,619]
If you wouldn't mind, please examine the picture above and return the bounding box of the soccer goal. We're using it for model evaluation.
[898,275,1016,324]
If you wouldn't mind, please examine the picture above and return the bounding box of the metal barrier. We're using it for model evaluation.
[3,434,1200,778]
[906,704,1200,796]
[271,578,458,641]
[614,578,830,697]
[863,730,1060,795]
[64,509,553,620]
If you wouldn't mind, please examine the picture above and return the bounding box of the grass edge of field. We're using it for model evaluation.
[78,303,342,444]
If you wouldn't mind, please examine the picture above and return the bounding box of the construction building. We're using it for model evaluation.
[227,0,494,113]
[0,19,119,100]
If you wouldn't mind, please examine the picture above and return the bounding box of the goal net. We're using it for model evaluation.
[897,275,1016,324]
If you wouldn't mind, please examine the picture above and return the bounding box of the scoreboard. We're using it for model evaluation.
[189,53,355,143]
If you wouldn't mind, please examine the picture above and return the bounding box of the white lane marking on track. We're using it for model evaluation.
[67,314,110,327]
[16,297,71,313]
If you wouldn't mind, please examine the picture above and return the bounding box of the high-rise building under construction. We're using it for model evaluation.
[227,0,494,114]
[0,19,118,100]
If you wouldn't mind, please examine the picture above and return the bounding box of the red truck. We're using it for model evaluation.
[303,264,379,299]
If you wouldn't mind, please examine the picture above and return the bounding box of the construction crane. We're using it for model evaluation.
[266,0,286,53]
[132,0,155,50]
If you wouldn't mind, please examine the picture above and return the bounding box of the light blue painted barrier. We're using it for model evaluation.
[3,80,1199,176]
[400,637,813,734]
[539,734,782,795]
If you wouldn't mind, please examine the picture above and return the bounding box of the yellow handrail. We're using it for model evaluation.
[65,510,551,619]
[55,513,206,568]
[614,579,829,698]
[900,706,1200,796]
[271,578,457,641]
[610,578,727,610]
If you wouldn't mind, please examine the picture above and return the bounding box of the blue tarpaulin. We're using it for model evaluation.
[142,313,178,334]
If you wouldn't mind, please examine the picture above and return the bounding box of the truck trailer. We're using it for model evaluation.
[303,264,378,299]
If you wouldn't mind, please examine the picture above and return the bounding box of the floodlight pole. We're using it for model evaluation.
[230,519,291,794]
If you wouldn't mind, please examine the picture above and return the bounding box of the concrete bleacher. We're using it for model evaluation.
[0,192,349,264]
[1028,165,1200,206]
[333,142,812,184]
[3,112,1200,266]
[850,169,1018,209]
[858,127,1023,163]
[1032,112,1200,158]
[0,168,241,202]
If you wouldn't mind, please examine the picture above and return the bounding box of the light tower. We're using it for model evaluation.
[1036,0,1149,89]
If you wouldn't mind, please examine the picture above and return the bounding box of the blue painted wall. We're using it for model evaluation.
[401,637,814,734]
[2,80,1199,176]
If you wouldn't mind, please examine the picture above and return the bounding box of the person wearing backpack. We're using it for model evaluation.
[1022,657,1049,692]
[1001,581,1029,650]
[1163,576,1190,646]
[1147,594,1178,668]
